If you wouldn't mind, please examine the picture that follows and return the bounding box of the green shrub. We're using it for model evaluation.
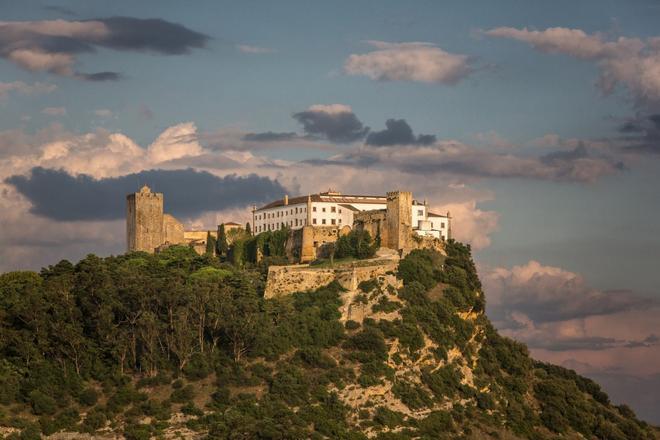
[358,279,379,293]
[345,320,360,330]
[335,230,377,260]
[170,384,195,403]
[28,390,57,415]
[81,408,107,433]
[78,387,99,406]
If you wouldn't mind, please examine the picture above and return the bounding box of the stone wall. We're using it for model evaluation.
[264,260,398,298]
[298,225,351,263]
[163,214,185,245]
[354,209,388,247]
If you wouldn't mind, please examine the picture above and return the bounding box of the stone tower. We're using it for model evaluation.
[126,185,164,252]
[386,190,412,252]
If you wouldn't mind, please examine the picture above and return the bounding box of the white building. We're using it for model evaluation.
[252,190,450,240]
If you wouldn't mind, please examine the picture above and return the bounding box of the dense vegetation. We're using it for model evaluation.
[0,241,655,439]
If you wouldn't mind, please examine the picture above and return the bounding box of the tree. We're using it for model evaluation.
[205,232,217,256]
[245,222,252,235]
[216,224,229,257]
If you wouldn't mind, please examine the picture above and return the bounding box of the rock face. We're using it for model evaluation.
[263,258,399,299]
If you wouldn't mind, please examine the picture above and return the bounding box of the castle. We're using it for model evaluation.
[126,186,450,261]
[126,185,242,255]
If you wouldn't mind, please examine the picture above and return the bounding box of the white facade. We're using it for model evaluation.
[252,191,450,241]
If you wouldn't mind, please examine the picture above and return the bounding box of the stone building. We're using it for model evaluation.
[126,185,240,254]
[253,189,451,263]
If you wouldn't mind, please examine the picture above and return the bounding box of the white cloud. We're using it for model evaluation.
[236,44,275,54]
[344,41,472,84]
[147,122,203,163]
[485,26,660,104]
[0,81,56,99]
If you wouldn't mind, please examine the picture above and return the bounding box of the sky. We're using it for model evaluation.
[1,0,659,423]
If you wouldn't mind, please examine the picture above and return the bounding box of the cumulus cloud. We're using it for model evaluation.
[292,104,369,143]
[344,41,472,84]
[5,167,286,221]
[0,81,56,99]
[146,122,203,163]
[0,17,208,80]
[485,26,660,105]
[365,118,436,146]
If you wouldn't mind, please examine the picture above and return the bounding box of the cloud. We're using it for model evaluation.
[236,44,275,54]
[146,122,203,163]
[41,106,66,116]
[0,17,208,80]
[0,81,56,99]
[333,139,623,183]
[5,167,286,221]
[242,131,299,142]
[344,41,472,84]
[292,104,369,143]
[484,260,654,325]
[618,113,660,154]
[365,118,436,146]
[484,27,660,105]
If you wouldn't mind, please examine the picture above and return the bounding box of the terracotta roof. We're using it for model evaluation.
[255,193,386,211]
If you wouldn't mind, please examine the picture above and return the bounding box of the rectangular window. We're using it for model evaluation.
[322,219,326,225]
[313,218,317,225]
[313,207,317,212]
[331,219,336,225]
[339,208,342,213]
[338,219,342,224]
[331,206,336,213]
[322,207,326,212]
[418,210,423,216]
[441,222,445,228]
[295,207,298,214]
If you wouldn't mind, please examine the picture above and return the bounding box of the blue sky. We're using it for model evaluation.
[1,0,660,423]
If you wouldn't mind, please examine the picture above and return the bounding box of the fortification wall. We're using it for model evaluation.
[163,214,185,245]
[298,225,351,263]
[264,260,398,298]
[354,210,388,246]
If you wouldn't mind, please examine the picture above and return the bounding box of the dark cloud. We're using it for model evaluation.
[6,167,285,221]
[242,131,298,142]
[0,17,209,80]
[96,17,208,55]
[292,107,368,143]
[365,119,436,146]
[619,114,660,154]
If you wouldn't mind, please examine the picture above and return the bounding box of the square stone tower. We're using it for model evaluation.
[386,190,412,252]
[126,185,164,252]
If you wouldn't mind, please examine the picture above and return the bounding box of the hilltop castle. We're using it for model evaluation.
[126,185,242,254]
[126,186,450,260]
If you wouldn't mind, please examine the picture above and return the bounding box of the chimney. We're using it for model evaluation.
[284,195,289,205]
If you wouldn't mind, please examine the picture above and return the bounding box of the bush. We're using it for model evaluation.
[170,384,195,403]
[28,390,57,415]
[345,320,360,330]
[334,230,377,260]
[78,387,99,407]
[81,409,107,433]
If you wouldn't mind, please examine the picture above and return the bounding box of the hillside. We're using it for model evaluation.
[0,242,657,439]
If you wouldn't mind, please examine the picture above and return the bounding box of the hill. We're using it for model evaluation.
[0,241,657,439]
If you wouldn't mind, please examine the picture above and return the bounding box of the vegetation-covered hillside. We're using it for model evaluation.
[0,242,656,439]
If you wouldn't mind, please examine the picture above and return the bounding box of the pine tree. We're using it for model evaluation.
[216,224,229,256]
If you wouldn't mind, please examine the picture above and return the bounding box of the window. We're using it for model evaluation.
[322,219,326,225]
[441,222,445,228]
[418,210,423,216]
[331,219,336,225]
[295,207,298,214]
[313,207,317,212]
[322,207,326,212]
[338,219,342,224]
[313,218,317,225]
[331,206,336,213]
[339,208,342,213]
[295,219,298,226]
